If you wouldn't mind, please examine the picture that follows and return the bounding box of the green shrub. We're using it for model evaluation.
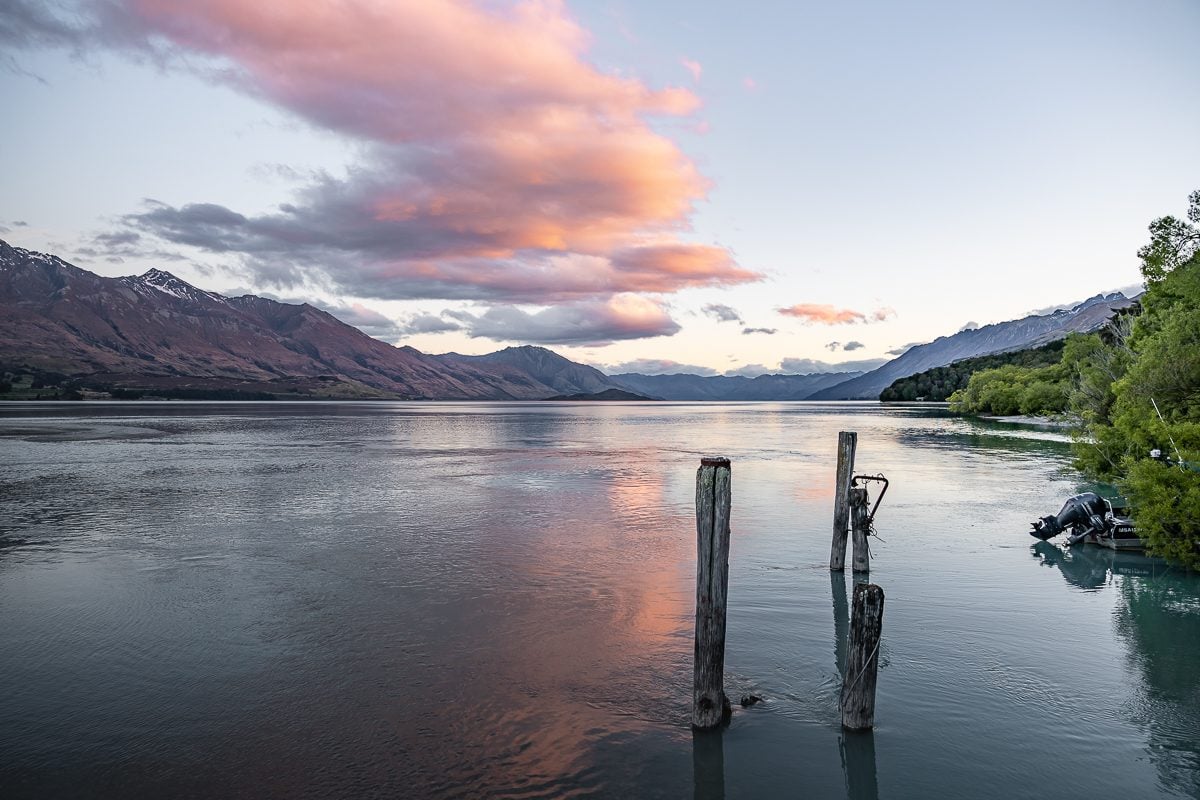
[1123,459,1200,570]
[948,362,1069,416]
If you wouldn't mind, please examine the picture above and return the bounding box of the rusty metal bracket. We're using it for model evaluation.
[851,473,888,525]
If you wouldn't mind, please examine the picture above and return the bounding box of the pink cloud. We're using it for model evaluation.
[609,244,760,292]
[681,58,702,82]
[31,0,761,308]
[742,77,758,91]
[778,304,865,324]
[777,304,895,325]
[128,0,699,143]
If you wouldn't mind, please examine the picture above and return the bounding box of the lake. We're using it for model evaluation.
[1,401,1198,799]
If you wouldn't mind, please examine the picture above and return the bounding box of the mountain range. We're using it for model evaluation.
[609,371,860,401]
[0,240,618,400]
[0,239,1134,401]
[806,291,1136,399]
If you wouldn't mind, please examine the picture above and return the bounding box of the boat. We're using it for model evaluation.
[1030,492,1143,550]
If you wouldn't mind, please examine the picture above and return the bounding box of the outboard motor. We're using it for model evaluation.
[1031,492,1107,541]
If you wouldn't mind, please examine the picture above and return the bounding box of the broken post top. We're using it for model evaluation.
[700,456,731,467]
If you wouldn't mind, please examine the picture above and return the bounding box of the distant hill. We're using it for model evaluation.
[879,340,1065,402]
[808,292,1137,400]
[543,388,654,401]
[441,345,617,397]
[610,370,861,401]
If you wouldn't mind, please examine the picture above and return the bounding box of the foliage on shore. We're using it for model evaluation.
[858,189,1199,568]
[879,341,1064,403]
[948,191,1200,567]
[1071,191,1200,568]
[945,351,1071,415]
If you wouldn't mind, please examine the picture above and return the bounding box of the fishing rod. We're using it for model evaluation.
[1151,397,1185,470]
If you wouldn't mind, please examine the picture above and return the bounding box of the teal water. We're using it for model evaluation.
[1,401,1197,799]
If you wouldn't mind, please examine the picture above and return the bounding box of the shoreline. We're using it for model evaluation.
[979,413,1077,429]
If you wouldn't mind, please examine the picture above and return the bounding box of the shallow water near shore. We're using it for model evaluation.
[1,401,1198,799]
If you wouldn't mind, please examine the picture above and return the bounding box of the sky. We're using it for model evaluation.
[1,0,1198,377]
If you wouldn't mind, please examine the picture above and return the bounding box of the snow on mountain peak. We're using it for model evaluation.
[1,241,67,271]
[135,268,226,304]
[141,268,189,289]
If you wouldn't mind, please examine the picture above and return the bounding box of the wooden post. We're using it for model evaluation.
[841,583,884,730]
[693,456,732,730]
[850,486,870,574]
[830,431,857,571]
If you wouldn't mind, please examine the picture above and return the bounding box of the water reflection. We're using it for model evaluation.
[1033,542,1200,796]
[832,572,849,675]
[606,462,693,645]
[692,729,726,800]
[839,731,880,800]
[895,426,1070,459]
[4,402,1200,798]
[1116,561,1200,797]
[1032,541,1168,591]
[380,432,697,795]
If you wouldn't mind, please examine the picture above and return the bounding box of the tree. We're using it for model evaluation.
[1064,325,1135,478]
[1070,190,1200,568]
[1137,190,1200,285]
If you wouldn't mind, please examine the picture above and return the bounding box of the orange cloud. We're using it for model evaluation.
[778,303,896,325]
[609,244,760,292]
[71,0,761,303]
[778,304,866,324]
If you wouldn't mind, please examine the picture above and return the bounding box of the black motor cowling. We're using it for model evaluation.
[1031,492,1106,541]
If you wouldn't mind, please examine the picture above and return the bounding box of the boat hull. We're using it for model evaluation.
[1088,532,1144,551]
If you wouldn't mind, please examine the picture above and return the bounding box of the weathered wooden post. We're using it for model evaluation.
[841,583,884,730]
[849,486,870,574]
[830,431,858,571]
[693,456,732,730]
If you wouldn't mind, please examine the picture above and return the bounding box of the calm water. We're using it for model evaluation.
[1,401,1198,799]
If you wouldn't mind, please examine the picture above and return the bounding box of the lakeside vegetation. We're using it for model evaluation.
[879,340,1065,403]
[944,338,1083,417]
[949,191,1200,568]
